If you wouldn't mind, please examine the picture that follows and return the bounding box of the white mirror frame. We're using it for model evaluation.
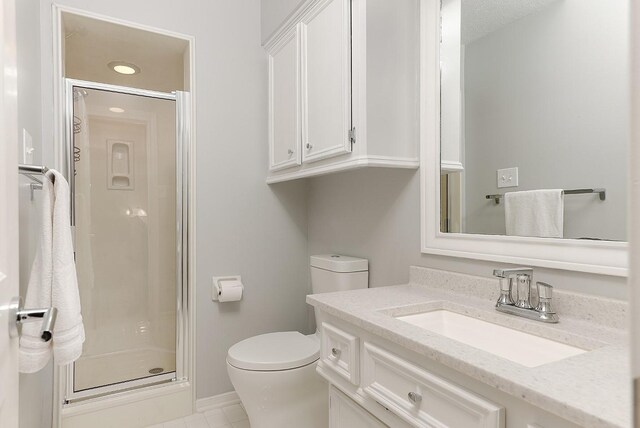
[419,0,628,277]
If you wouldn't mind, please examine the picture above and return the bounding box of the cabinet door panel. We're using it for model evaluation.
[269,27,301,171]
[329,386,387,428]
[362,342,504,428]
[321,322,360,385]
[301,0,352,164]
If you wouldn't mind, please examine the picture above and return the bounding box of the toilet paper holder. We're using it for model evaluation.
[212,275,244,302]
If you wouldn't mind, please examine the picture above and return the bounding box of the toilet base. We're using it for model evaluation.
[227,359,328,428]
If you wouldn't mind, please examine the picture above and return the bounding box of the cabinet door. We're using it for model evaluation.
[362,342,504,428]
[301,0,352,164]
[329,386,387,428]
[268,26,302,171]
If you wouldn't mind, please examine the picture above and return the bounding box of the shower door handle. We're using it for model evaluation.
[8,297,58,342]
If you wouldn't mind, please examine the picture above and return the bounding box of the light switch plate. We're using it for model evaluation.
[22,129,34,164]
[497,167,518,188]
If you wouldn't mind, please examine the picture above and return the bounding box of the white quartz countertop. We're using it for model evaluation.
[307,283,630,428]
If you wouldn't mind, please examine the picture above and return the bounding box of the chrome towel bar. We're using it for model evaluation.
[19,164,51,199]
[486,188,606,204]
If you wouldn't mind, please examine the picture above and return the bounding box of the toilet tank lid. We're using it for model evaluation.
[310,254,368,273]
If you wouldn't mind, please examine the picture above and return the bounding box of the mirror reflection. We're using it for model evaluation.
[439,0,629,241]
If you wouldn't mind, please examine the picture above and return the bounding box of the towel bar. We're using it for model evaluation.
[486,188,606,205]
[19,164,51,200]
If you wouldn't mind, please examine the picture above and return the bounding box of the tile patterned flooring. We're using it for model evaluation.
[147,404,250,428]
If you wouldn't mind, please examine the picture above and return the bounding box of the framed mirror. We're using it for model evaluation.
[420,0,628,275]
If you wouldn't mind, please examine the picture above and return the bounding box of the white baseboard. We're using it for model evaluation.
[195,391,240,412]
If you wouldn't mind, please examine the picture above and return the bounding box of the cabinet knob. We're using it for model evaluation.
[306,143,313,150]
[331,347,341,358]
[407,391,422,404]
[287,149,294,156]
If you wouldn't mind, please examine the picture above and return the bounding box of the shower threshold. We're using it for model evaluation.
[69,347,176,402]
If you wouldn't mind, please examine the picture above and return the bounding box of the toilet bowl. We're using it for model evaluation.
[226,255,368,428]
[227,332,326,428]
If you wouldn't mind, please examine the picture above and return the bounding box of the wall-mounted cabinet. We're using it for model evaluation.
[268,26,302,171]
[265,0,420,183]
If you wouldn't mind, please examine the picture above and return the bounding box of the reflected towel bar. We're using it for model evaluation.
[486,188,606,204]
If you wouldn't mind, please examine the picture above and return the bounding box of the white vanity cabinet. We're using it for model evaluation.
[362,342,503,427]
[316,315,583,428]
[264,0,420,183]
[329,386,387,428]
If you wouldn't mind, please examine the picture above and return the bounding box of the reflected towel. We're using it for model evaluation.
[20,170,85,373]
[505,189,563,238]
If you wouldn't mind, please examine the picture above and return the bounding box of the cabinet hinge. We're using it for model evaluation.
[348,127,356,145]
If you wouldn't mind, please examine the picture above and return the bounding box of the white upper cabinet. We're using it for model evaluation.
[300,0,352,164]
[265,0,420,183]
[268,26,301,171]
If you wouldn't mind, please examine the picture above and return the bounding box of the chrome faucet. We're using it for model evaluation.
[492,267,558,323]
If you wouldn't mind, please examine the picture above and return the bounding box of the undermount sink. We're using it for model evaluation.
[395,310,586,367]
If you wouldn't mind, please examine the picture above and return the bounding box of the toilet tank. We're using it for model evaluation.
[310,255,368,294]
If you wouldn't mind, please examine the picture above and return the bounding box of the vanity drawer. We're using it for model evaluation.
[321,322,360,385]
[362,342,504,428]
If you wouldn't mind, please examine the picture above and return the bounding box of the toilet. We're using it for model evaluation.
[226,255,368,428]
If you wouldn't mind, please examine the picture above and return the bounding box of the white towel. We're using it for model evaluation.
[20,170,85,373]
[505,189,564,238]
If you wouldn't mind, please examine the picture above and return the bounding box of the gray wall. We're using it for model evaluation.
[38,0,311,400]
[17,1,54,427]
[462,0,629,240]
[260,0,306,43]
[307,168,628,300]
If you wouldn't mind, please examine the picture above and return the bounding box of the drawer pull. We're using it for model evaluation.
[306,143,313,150]
[407,391,422,404]
[287,149,294,156]
[331,347,341,357]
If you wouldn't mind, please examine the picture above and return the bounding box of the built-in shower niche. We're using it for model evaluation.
[107,139,134,190]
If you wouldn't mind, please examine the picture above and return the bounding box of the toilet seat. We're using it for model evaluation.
[227,331,319,371]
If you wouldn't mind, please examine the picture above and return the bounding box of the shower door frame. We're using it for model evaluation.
[60,78,191,403]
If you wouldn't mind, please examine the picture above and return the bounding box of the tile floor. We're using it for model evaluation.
[147,403,250,428]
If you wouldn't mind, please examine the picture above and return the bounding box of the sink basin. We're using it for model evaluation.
[396,310,586,367]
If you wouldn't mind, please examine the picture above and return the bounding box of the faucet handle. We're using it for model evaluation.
[537,282,553,301]
[495,277,514,306]
[535,282,557,320]
[499,277,511,293]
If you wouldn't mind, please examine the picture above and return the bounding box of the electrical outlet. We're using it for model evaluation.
[497,167,518,188]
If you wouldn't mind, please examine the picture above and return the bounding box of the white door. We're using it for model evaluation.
[301,0,352,164]
[631,0,640,423]
[0,0,21,426]
[329,387,387,428]
[268,25,302,171]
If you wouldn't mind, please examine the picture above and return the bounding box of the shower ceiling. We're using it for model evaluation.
[62,12,188,93]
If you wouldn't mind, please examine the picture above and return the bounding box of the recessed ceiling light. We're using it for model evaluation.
[109,107,125,113]
[108,61,140,75]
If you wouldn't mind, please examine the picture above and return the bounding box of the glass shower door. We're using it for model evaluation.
[69,82,183,398]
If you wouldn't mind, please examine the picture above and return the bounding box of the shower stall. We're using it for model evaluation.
[62,79,190,403]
